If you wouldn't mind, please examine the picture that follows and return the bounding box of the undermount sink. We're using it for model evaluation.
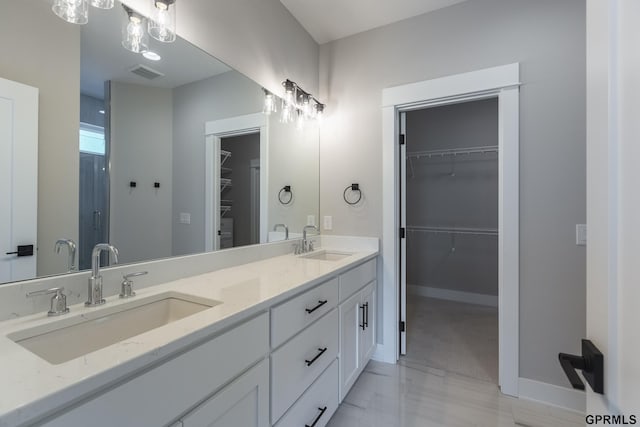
[301,250,354,261]
[9,292,221,364]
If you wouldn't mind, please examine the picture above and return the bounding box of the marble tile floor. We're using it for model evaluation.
[327,297,584,426]
[326,361,585,427]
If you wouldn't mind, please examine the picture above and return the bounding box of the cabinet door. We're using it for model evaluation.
[359,281,376,366]
[182,360,269,427]
[339,291,361,402]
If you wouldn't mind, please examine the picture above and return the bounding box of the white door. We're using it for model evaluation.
[0,77,38,284]
[586,0,640,417]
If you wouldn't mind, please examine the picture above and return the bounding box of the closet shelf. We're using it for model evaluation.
[220,150,232,167]
[406,225,498,236]
[220,178,232,192]
[220,205,232,216]
[406,145,498,159]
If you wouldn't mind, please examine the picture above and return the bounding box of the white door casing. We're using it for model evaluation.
[0,77,38,283]
[586,0,640,416]
[204,113,268,252]
[381,63,520,397]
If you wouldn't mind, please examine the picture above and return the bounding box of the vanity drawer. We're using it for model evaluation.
[339,258,376,302]
[271,277,339,348]
[43,313,269,427]
[275,359,339,427]
[271,309,339,423]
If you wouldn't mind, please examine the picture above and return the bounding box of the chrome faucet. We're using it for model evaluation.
[273,223,289,240]
[301,225,319,253]
[86,243,119,307]
[55,239,77,272]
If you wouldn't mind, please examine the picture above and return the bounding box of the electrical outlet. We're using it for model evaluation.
[324,215,333,230]
[307,215,316,226]
[576,224,587,246]
[179,212,191,225]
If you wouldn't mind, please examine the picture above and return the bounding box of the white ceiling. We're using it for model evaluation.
[81,5,231,99]
[280,0,468,44]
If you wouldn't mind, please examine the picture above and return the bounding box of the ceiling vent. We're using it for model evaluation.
[129,64,164,80]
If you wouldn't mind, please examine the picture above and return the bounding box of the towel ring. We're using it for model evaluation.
[278,185,293,205]
[343,183,362,205]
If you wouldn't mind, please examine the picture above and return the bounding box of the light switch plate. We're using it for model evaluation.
[324,215,333,230]
[179,212,191,224]
[576,224,587,246]
[307,215,316,226]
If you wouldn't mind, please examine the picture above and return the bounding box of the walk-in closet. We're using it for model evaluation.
[402,98,499,384]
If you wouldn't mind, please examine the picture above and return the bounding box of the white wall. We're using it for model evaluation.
[0,0,80,278]
[122,0,319,96]
[110,82,173,264]
[319,0,586,388]
[268,118,320,234]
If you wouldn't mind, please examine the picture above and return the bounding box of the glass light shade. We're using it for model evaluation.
[52,0,88,24]
[301,94,312,119]
[280,101,294,124]
[315,104,325,124]
[148,0,177,43]
[90,0,114,9]
[263,91,277,115]
[296,110,305,130]
[122,7,149,53]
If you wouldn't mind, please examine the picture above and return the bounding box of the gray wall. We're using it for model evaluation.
[171,71,263,256]
[0,0,80,278]
[319,0,586,387]
[123,0,319,96]
[221,134,261,247]
[110,82,173,264]
[406,99,498,297]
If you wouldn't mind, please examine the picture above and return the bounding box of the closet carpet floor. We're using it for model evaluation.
[326,297,584,426]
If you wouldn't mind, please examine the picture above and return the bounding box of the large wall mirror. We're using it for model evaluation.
[0,0,319,285]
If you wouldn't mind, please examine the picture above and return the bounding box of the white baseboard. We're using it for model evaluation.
[518,377,586,414]
[408,285,498,307]
[372,344,395,364]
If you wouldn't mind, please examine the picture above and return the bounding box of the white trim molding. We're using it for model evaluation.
[519,378,586,414]
[408,285,498,308]
[380,63,520,397]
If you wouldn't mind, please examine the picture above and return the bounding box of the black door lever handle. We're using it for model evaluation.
[558,339,603,394]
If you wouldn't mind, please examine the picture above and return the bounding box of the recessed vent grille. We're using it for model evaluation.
[129,64,164,80]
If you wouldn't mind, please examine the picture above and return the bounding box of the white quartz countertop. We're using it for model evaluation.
[0,246,377,426]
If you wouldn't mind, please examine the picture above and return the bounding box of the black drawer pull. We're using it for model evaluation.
[305,406,328,427]
[360,304,366,330]
[305,347,327,367]
[364,302,369,328]
[305,300,328,314]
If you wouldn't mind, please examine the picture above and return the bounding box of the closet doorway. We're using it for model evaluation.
[400,99,499,384]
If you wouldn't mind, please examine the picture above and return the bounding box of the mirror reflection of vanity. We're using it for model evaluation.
[0,0,319,284]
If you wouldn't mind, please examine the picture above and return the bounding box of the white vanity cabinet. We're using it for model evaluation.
[338,259,377,402]
[177,359,269,427]
[42,313,269,427]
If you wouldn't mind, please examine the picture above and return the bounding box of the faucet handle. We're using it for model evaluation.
[27,287,70,317]
[120,271,148,298]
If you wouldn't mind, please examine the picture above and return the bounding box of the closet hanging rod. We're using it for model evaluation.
[406,225,498,236]
[406,145,499,159]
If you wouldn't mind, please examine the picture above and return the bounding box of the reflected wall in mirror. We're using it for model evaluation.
[0,0,320,284]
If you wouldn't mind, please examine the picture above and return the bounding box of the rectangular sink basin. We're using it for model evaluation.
[9,292,221,365]
[301,250,354,261]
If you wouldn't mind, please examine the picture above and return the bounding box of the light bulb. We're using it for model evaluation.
[122,5,149,53]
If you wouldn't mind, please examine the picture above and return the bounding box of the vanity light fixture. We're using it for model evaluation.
[52,0,89,24]
[90,0,114,9]
[278,79,326,127]
[122,5,149,53]
[148,0,177,43]
[263,89,277,115]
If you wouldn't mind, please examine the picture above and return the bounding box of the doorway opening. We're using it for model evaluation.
[219,133,261,249]
[400,98,499,384]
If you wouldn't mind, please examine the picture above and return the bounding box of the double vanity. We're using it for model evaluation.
[0,237,378,427]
